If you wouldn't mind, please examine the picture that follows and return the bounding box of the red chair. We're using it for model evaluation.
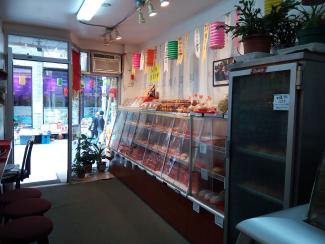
[0,188,42,205]
[0,216,53,244]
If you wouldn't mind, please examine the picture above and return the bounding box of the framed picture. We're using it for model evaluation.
[213,57,234,87]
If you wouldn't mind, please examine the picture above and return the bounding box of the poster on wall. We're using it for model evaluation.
[212,57,234,87]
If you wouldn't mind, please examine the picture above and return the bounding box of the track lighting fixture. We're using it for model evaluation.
[114,29,122,40]
[137,8,145,24]
[160,0,170,7]
[146,0,157,17]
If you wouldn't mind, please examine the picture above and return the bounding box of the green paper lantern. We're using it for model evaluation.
[57,78,63,86]
[168,41,178,60]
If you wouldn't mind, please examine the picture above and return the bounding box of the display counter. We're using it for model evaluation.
[109,108,227,244]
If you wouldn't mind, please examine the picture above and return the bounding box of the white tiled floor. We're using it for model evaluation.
[14,139,68,184]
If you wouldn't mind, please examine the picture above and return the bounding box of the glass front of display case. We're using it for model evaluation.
[118,111,139,155]
[191,117,227,213]
[228,70,291,243]
[110,111,127,151]
[162,117,191,192]
[143,115,174,174]
[129,113,154,163]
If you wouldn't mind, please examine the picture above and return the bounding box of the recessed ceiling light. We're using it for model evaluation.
[146,1,157,17]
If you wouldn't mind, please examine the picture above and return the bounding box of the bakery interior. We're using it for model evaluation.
[0,0,325,243]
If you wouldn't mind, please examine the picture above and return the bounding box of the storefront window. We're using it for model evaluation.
[13,66,32,128]
[8,35,68,59]
[43,68,68,125]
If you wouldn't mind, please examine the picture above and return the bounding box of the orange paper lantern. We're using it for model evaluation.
[146,49,155,67]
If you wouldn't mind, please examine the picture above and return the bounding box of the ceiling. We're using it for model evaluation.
[0,0,218,45]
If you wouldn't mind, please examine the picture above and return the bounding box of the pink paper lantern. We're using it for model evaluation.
[132,52,141,69]
[209,21,225,49]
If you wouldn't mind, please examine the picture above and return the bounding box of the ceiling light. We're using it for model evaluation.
[146,0,157,17]
[137,8,145,24]
[114,29,122,40]
[77,0,105,21]
[160,0,170,7]
[104,33,112,46]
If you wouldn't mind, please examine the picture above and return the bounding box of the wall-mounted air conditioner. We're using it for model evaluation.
[91,52,121,74]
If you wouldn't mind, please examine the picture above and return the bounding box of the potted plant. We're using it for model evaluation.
[221,0,271,53]
[264,0,302,49]
[72,161,86,178]
[92,143,107,173]
[296,1,325,44]
[74,134,95,173]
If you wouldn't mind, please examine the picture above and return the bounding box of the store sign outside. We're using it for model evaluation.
[273,94,290,111]
[148,64,160,83]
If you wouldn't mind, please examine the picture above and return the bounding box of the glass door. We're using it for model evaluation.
[227,63,297,243]
[12,59,68,184]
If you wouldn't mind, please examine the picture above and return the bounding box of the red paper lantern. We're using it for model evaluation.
[132,52,141,69]
[64,86,68,97]
[146,49,155,67]
[89,79,95,88]
[210,21,225,49]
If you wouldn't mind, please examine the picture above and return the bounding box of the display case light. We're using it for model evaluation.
[77,0,105,21]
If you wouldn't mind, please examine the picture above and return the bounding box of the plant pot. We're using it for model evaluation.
[242,35,272,54]
[84,164,92,173]
[97,161,106,173]
[297,26,325,45]
[77,172,85,178]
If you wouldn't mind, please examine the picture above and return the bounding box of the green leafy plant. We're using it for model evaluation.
[72,160,85,176]
[92,143,106,164]
[74,134,95,167]
[297,3,325,29]
[265,0,302,47]
[221,0,268,39]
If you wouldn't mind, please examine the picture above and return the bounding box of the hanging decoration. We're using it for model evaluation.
[89,79,95,88]
[264,0,282,15]
[18,75,26,86]
[64,86,68,97]
[183,32,189,62]
[202,23,209,63]
[148,64,160,83]
[194,28,201,59]
[146,49,155,67]
[80,79,85,89]
[209,21,225,49]
[167,40,178,60]
[98,78,103,86]
[57,78,63,87]
[132,52,141,69]
[164,42,169,72]
[140,50,145,70]
[72,50,80,92]
[177,36,183,65]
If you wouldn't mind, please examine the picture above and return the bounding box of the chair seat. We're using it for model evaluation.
[3,198,51,219]
[0,216,53,243]
[0,188,42,205]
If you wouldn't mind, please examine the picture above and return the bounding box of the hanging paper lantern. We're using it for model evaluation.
[18,75,26,86]
[89,79,95,88]
[264,0,282,15]
[167,41,178,60]
[209,21,225,49]
[132,52,141,69]
[57,78,63,86]
[146,49,155,66]
[98,79,103,86]
[80,79,85,89]
[64,86,68,97]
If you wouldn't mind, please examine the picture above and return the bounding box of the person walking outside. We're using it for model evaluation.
[97,111,105,144]
[89,112,99,139]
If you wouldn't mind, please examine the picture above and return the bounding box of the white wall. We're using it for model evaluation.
[121,0,265,104]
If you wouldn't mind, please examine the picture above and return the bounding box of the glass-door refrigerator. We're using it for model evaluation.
[226,52,325,244]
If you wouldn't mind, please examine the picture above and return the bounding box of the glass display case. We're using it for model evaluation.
[109,109,228,220]
[190,117,227,215]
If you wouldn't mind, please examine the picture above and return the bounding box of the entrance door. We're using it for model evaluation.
[12,59,68,184]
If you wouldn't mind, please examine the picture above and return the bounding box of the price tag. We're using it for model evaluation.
[201,168,209,181]
[215,215,223,228]
[199,143,207,154]
[193,202,200,213]
[273,94,289,111]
